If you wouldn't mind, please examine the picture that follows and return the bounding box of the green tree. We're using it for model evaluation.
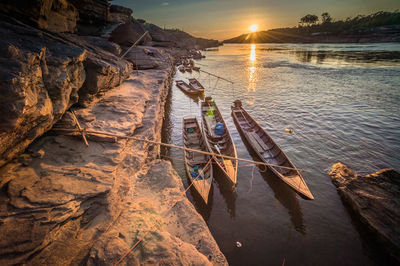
[321,12,332,23]
[300,14,319,26]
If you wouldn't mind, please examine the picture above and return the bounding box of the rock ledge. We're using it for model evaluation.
[329,162,400,262]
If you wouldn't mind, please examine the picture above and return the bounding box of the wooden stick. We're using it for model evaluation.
[119,31,149,60]
[70,111,89,147]
[52,128,305,172]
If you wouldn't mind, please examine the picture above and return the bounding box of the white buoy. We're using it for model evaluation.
[236,241,242,248]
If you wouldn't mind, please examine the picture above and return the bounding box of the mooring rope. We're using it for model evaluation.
[52,127,305,172]
[114,158,213,265]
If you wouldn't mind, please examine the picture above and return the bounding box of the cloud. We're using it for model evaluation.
[162,2,169,6]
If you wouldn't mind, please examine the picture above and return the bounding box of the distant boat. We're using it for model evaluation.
[189,59,195,66]
[185,67,192,73]
[178,65,185,73]
[231,100,314,200]
[201,97,238,185]
[188,78,205,93]
[192,66,200,71]
[183,117,213,204]
[176,80,202,95]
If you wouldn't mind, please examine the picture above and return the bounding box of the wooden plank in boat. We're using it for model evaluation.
[185,122,197,129]
[246,131,264,154]
[249,131,269,151]
[204,115,217,138]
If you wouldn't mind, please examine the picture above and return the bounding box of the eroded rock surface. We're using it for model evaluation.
[0,15,133,167]
[329,162,400,262]
[0,0,78,33]
[0,17,86,167]
[0,68,227,265]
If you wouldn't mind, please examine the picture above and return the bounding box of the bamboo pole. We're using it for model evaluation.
[52,128,305,172]
[119,31,149,61]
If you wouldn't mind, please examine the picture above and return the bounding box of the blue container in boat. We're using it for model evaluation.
[214,123,224,136]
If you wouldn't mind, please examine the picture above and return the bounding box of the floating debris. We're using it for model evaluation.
[284,128,293,133]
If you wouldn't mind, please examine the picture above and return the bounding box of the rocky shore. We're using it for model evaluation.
[0,0,226,265]
[329,163,400,263]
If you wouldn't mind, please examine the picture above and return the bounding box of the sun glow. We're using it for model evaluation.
[249,25,258,32]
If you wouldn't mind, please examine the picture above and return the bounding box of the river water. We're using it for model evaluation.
[161,43,400,265]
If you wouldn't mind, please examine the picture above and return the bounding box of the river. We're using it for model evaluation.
[161,43,400,265]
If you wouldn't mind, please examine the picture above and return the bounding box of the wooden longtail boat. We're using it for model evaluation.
[188,78,205,93]
[192,66,200,71]
[231,100,314,200]
[201,97,238,185]
[183,117,213,203]
[185,67,192,73]
[176,80,202,95]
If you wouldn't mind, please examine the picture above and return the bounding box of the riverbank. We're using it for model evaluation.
[0,1,226,264]
[0,66,226,265]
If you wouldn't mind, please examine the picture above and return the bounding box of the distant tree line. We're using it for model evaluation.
[223,10,400,43]
[297,11,400,34]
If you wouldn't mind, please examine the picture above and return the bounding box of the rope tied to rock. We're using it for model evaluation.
[52,127,306,173]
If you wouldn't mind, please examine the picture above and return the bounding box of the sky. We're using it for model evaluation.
[112,0,400,40]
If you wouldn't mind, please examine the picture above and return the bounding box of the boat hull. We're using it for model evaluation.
[231,102,314,200]
[201,97,238,186]
[182,118,213,204]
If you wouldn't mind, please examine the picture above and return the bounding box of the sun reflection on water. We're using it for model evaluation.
[247,44,258,94]
[250,44,256,62]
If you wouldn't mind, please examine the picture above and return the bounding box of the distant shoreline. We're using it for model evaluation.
[223,32,400,44]
[223,11,400,44]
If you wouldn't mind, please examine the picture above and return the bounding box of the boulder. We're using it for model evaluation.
[330,162,400,262]
[77,54,132,106]
[108,4,133,24]
[109,19,152,46]
[123,46,171,70]
[70,0,109,35]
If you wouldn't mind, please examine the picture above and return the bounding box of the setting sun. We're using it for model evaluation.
[249,25,258,32]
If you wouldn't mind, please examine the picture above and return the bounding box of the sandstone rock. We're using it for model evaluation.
[0,65,226,265]
[145,23,219,50]
[88,160,227,266]
[0,0,78,33]
[0,14,133,166]
[81,36,122,55]
[109,19,152,47]
[329,162,400,262]
[124,46,171,70]
[78,54,132,106]
[108,4,133,24]
[0,18,86,167]
[70,0,109,35]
